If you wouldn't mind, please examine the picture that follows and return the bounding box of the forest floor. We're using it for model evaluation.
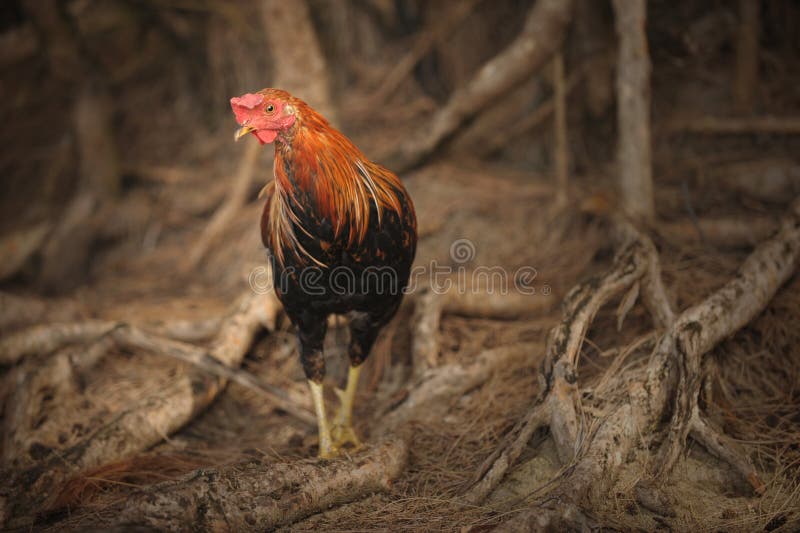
[3,133,799,530]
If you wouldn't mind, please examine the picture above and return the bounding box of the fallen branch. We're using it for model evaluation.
[386,0,574,172]
[70,438,408,531]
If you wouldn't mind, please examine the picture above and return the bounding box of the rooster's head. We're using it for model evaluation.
[231,89,297,145]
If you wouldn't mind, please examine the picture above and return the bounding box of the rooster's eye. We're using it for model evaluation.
[266,104,274,113]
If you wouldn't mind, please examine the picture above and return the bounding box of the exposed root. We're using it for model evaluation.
[110,324,314,426]
[2,337,114,465]
[0,321,118,367]
[493,501,594,533]
[0,291,283,527]
[466,401,550,506]
[69,438,408,531]
[476,54,611,158]
[689,407,765,495]
[0,223,51,282]
[411,286,553,378]
[377,343,536,435]
[410,290,443,377]
[465,198,800,508]
[463,221,665,504]
[661,216,778,248]
[360,0,482,109]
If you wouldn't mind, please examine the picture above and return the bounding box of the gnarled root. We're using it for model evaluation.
[465,199,800,511]
[0,290,283,528]
[63,438,408,531]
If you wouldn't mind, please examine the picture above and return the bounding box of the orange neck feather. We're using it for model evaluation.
[267,102,404,267]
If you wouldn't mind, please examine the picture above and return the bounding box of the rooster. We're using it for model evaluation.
[231,89,417,457]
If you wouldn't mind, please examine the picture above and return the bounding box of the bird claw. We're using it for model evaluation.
[331,402,362,450]
[316,425,359,458]
[317,442,340,459]
[330,422,362,450]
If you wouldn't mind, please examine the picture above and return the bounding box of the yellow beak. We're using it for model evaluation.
[234,125,255,141]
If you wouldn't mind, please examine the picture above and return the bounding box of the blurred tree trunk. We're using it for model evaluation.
[612,0,654,222]
[206,3,272,118]
[22,0,121,292]
[260,0,337,124]
[553,53,569,206]
[574,0,613,118]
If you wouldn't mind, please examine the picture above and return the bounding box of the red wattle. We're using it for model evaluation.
[255,129,278,144]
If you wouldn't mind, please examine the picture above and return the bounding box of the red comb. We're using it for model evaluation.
[230,93,264,109]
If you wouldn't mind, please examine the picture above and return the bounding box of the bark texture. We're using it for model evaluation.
[102,439,408,531]
[466,198,800,512]
[613,0,655,221]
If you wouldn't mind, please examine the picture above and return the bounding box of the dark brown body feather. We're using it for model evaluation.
[258,93,417,381]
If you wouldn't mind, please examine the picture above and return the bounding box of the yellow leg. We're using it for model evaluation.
[332,364,362,449]
[308,380,336,458]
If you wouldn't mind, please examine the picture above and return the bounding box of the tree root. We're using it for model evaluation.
[0,223,51,282]
[70,438,408,531]
[463,222,667,504]
[465,199,800,510]
[360,0,482,110]
[2,337,114,466]
[377,343,537,435]
[0,320,118,366]
[411,287,553,378]
[661,216,778,248]
[0,291,284,527]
